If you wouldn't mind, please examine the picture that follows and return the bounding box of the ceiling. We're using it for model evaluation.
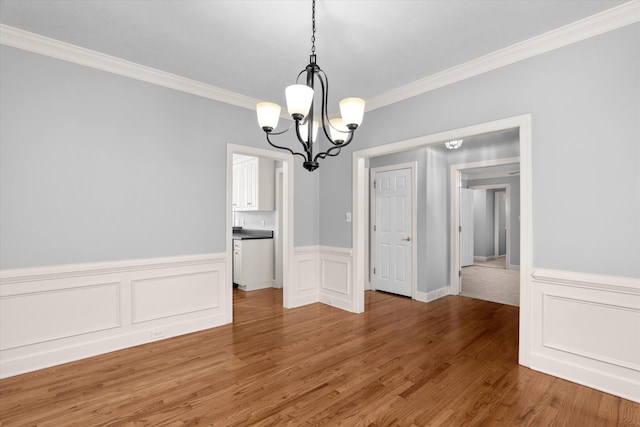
[0,0,625,110]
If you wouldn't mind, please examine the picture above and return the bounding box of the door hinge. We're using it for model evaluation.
[459,225,462,232]
[373,267,376,274]
[459,270,462,277]
[374,225,376,231]
[373,180,376,189]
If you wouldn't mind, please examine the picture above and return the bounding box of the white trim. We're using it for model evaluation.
[0,253,217,284]
[353,113,533,367]
[495,191,504,258]
[0,24,261,110]
[3,2,638,113]
[370,162,418,299]
[366,2,640,111]
[226,144,294,312]
[414,286,450,303]
[532,268,640,295]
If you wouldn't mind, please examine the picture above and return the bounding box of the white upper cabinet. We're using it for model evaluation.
[232,156,275,211]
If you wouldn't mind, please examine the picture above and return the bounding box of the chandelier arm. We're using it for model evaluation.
[314,146,342,161]
[293,118,311,153]
[318,71,334,143]
[266,133,307,162]
[266,121,295,136]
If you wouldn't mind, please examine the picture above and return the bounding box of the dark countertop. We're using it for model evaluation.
[232,228,274,240]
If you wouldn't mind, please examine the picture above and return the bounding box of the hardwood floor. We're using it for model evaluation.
[1,289,638,426]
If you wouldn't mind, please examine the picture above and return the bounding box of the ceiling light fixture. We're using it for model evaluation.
[255,0,365,172]
[445,139,463,150]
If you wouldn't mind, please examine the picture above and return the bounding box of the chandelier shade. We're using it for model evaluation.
[299,120,319,143]
[256,102,281,132]
[255,0,365,172]
[285,85,314,120]
[329,118,349,143]
[339,97,366,128]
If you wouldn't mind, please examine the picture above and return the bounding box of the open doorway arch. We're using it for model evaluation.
[352,113,532,367]
[226,144,295,321]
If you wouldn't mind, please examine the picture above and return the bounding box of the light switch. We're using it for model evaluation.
[346,212,352,222]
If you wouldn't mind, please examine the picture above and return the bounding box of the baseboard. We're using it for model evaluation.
[529,268,640,402]
[0,253,228,378]
[237,281,274,292]
[509,264,520,271]
[414,286,450,303]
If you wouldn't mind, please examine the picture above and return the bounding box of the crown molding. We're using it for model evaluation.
[1,1,638,112]
[366,1,640,112]
[0,24,261,111]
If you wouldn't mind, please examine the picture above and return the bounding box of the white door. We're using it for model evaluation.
[374,168,412,297]
[460,188,474,267]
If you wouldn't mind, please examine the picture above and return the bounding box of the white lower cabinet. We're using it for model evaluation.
[233,239,274,291]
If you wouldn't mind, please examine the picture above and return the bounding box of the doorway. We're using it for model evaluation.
[451,160,519,298]
[352,113,532,366]
[226,144,294,322]
[458,179,519,306]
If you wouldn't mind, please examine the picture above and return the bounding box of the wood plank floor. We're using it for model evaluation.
[1,289,638,426]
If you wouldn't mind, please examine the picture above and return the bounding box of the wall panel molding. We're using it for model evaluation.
[0,253,228,379]
[530,268,640,402]
[0,282,121,350]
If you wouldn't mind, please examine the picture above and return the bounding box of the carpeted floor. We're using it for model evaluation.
[461,257,519,306]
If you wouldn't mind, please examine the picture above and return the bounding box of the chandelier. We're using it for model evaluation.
[255,0,365,172]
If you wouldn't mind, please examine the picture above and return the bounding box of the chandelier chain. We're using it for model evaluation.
[311,0,316,54]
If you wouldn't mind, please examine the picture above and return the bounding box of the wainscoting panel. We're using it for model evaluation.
[290,247,320,308]
[132,270,221,324]
[290,246,354,311]
[0,282,120,350]
[318,247,354,312]
[530,269,640,402]
[0,253,228,378]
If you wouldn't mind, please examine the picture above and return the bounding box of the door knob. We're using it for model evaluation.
[402,236,411,241]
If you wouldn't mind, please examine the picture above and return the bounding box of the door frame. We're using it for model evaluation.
[451,160,518,294]
[370,162,418,298]
[226,144,294,319]
[352,113,532,367]
[495,190,507,259]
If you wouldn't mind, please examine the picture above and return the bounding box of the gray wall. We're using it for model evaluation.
[0,45,319,269]
[320,23,640,278]
[2,23,639,280]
